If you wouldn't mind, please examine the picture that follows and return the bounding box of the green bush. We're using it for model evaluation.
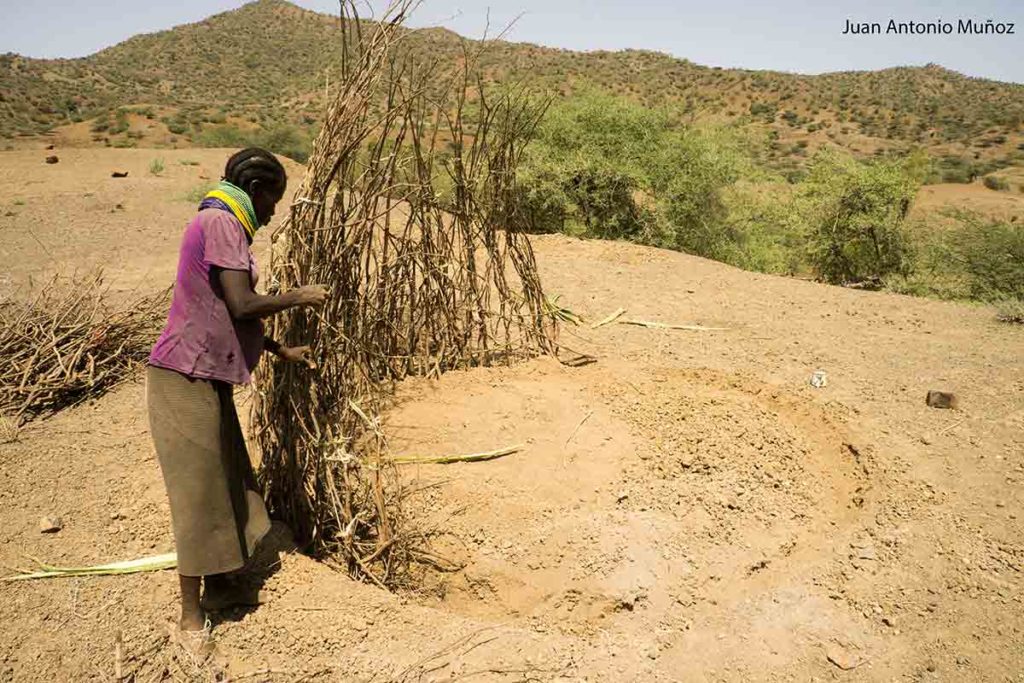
[195,123,251,148]
[517,91,745,258]
[258,124,311,163]
[516,92,663,238]
[996,297,1024,324]
[196,123,311,163]
[149,158,165,175]
[749,101,777,122]
[127,106,155,119]
[720,182,807,275]
[982,175,1010,191]
[110,109,130,135]
[646,127,745,258]
[946,213,1024,301]
[888,210,1024,307]
[799,149,919,284]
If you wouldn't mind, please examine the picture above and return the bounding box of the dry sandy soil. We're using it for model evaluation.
[0,148,1022,682]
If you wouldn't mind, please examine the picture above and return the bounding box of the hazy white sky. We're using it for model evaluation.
[1,0,1021,83]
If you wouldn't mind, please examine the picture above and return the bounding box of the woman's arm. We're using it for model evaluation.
[217,269,327,320]
[263,336,283,356]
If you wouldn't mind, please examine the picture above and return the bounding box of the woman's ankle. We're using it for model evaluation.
[179,609,206,632]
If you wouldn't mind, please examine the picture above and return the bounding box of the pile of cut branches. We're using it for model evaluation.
[0,272,168,427]
[253,0,557,587]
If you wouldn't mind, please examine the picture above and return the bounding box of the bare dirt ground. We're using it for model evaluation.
[0,148,1022,682]
[912,181,1024,222]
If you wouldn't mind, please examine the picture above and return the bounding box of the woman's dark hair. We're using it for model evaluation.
[224,147,287,197]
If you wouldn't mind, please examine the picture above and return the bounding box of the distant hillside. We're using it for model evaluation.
[3,0,1023,169]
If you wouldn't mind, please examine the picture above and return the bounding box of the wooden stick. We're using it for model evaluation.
[392,444,524,465]
[938,418,966,436]
[619,319,729,332]
[565,410,594,446]
[113,631,123,683]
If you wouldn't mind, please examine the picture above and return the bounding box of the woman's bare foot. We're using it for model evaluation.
[166,620,217,663]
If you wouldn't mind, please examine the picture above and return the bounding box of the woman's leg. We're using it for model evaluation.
[179,575,205,631]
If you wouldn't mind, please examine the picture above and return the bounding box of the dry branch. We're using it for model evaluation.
[619,319,729,332]
[0,272,168,426]
[392,444,523,465]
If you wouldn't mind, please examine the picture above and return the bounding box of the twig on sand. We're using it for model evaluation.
[619,319,729,332]
[393,627,502,682]
[392,445,524,465]
[450,666,564,681]
[591,307,626,329]
[938,418,966,436]
[565,410,594,447]
[114,631,124,683]
[224,667,334,682]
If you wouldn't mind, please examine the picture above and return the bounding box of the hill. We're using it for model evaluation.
[3,0,1023,169]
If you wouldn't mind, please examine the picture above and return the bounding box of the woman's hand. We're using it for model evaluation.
[278,345,317,369]
[291,285,329,308]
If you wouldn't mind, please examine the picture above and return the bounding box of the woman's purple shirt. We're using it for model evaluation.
[149,209,264,385]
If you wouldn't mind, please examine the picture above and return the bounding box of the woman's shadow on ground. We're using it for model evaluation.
[206,520,297,627]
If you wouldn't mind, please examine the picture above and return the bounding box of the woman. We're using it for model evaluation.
[147,148,326,642]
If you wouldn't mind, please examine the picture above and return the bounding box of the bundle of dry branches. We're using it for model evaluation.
[252,0,557,587]
[0,272,168,427]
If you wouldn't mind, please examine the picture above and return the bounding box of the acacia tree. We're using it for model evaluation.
[517,90,743,257]
[800,150,920,284]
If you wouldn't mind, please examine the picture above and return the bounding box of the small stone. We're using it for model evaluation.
[920,433,934,445]
[882,616,896,627]
[44,155,59,165]
[39,515,62,533]
[825,642,860,670]
[926,391,958,409]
